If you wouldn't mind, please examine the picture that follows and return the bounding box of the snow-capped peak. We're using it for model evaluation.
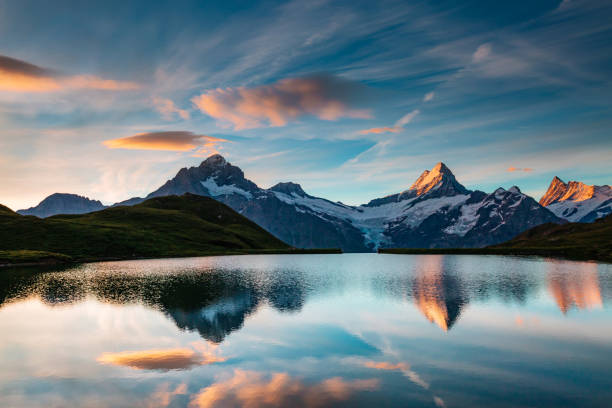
[540,176,612,222]
[539,176,598,206]
[409,162,468,197]
[200,154,228,168]
[508,186,522,194]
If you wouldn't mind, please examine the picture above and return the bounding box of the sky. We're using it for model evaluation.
[1,0,611,210]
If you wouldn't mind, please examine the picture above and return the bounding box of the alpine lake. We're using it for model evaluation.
[1,254,611,407]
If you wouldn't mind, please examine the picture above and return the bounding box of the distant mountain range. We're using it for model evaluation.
[15,154,611,251]
[17,193,105,217]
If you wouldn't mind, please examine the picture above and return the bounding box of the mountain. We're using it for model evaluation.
[118,155,562,251]
[17,193,106,218]
[13,155,568,251]
[492,213,612,262]
[1,194,290,260]
[141,154,370,251]
[539,177,612,222]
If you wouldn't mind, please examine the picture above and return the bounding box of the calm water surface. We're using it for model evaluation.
[1,254,611,408]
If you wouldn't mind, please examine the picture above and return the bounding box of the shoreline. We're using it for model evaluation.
[0,248,342,268]
[377,247,611,263]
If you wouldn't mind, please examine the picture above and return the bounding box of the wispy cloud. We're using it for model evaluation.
[0,54,139,92]
[359,126,401,135]
[153,97,190,120]
[395,109,420,127]
[423,92,435,102]
[190,369,379,408]
[357,109,420,135]
[362,360,446,407]
[507,166,534,172]
[148,383,188,408]
[103,131,227,153]
[192,75,370,130]
[472,43,492,62]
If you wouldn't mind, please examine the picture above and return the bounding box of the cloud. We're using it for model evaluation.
[472,43,492,62]
[0,54,139,92]
[423,92,435,102]
[190,369,379,408]
[103,131,228,153]
[362,360,429,389]
[153,97,190,120]
[148,383,188,408]
[363,360,445,407]
[191,75,371,130]
[357,109,419,136]
[507,166,533,172]
[555,0,572,12]
[359,126,401,135]
[363,361,408,371]
[434,396,446,408]
[97,344,226,370]
[395,109,420,127]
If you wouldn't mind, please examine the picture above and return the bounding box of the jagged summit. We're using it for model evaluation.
[200,154,228,168]
[540,176,612,222]
[540,177,595,206]
[270,182,307,197]
[409,162,468,197]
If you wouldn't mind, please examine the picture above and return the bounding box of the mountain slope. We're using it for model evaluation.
[540,177,612,222]
[143,154,369,251]
[1,194,290,260]
[17,193,106,218]
[14,155,570,252]
[136,156,564,250]
[491,213,612,262]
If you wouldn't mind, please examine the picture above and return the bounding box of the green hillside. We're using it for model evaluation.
[490,213,612,262]
[0,194,293,263]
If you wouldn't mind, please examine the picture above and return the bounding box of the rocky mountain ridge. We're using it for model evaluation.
[17,193,106,217]
[17,155,579,251]
[539,177,612,222]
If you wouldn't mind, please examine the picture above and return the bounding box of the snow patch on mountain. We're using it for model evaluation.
[272,191,355,219]
[547,195,611,222]
[201,177,253,199]
[444,202,481,236]
[399,195,470,228]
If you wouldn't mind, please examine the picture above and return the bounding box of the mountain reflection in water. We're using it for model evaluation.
[0,255,609,339]
[0,254,611,408]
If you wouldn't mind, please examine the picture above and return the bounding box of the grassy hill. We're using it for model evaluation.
[0,194,298,264]
[490,213,612,262]
[380,214,612,263]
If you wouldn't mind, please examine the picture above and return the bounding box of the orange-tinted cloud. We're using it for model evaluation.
[358,109,419,136]
[103,131,228,153]
[148,383,188,408]
[362,360,429,389]
[359,126,400,135]
[0,54,139,92]
[189,369,379,408]
[362,360,445,406]
[363,361,408,371]
[153,97,191,120]
[192,75,371,130]
[507,166,533,172]
[97,344,226,371]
